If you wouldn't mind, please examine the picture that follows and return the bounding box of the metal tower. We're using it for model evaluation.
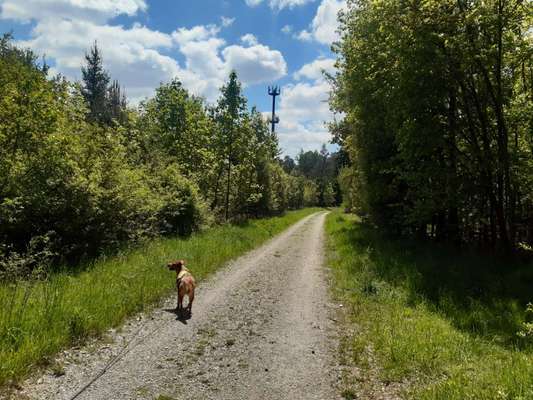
[268,86,280,133]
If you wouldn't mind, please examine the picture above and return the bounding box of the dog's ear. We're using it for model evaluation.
[178,259,186,267]
[167,261,177,270]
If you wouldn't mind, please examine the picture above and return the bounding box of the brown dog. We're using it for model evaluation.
[167,259,196,317]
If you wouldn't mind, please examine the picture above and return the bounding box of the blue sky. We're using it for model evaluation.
[0,0,345,156]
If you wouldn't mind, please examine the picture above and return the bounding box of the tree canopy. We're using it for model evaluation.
[331,0,533,252]
[0,36,337,275]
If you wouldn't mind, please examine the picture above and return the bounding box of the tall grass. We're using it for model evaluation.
[326,210,533,399]
[0,208,320,387]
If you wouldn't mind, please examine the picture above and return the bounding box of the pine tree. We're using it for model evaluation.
[81,42,110,124]
[215,71,247,220]
[107,79,127,124]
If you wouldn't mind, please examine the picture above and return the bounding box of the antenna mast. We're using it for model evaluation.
[268,86,280,133]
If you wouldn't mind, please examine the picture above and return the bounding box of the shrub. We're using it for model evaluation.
[0,37,208,269]
[155,164,209,236]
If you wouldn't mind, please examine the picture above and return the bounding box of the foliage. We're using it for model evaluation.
[303,179,320,207]
[0,36,208,268]
[137,78,216,192]
[213,71,248,220]
[0,35,328,274]
[154,165,208,236]
[518,303,533,341]
[107,80,128,125]
[80,42,128,126]
[282,145,344,207]
[332,0,533,251]
[81,42,110,124]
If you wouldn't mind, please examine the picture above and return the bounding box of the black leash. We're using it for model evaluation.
[68,317,165,400]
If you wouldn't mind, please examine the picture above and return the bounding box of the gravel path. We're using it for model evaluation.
[21,211,340,400]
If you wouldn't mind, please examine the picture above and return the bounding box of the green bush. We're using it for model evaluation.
[0,36,207,269]
[303,180,319,207]
[286,175,305,210]
[1,35,320,275]
[155,164,209,236]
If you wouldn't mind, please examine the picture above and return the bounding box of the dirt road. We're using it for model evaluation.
[23,212,340,400]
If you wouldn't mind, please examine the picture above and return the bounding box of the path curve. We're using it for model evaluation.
[22,211,340,400]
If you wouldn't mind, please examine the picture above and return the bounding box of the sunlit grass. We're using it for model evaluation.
[0,208,320,387]
[326,210,533,399]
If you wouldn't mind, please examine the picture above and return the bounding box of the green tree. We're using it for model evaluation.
[81,41,110,124]
[107,79,127,124]
[331,0,533,250]
[138,78,215,191]
[281,156,296,174]
[214,71,248,220]
[0,35,208,267]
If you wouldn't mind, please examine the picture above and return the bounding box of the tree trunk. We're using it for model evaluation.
[225,132,233,221]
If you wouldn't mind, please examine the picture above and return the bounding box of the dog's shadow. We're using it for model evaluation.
[163,308,192,324]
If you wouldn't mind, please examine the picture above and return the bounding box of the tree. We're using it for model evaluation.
[138,78,215,189]
[215,71,247,220]
[331,0,533,250]
[281,156,296,174]
[1,34,320,274]
[107,80,127,124]
[81,41,110,124]
[322,183,336,207]
[294,146,341,206]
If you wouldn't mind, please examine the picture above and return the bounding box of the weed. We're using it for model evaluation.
[326,210,533,399]
[50,362,65,377]
[194,338,209,357]
[517,303,533,344]
[341,388,358,399]
[66,308,90,343]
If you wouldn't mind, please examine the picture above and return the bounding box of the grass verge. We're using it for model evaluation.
[0,208,320,387]
[326,210,533,399]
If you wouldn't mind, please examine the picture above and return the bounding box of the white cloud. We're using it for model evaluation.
[275,61,336,156]
[18,18,178,102]
[280,81,332,122]
[245,0,263,6]
[3,1,288,103]
[240,33,258,46]
[0,0,147,23]
[178,38,227,100]
[270,0,315,9]
[179,39,226,75]
[245,0,315,10]
[296,0,345,45]
[170,26,286,101]
[311,0,345,44]
[293,57,335,81]
[277,122,333,156]
[296,30,312,42]
[223,43,287,85]
[220,16,235,27]
[281,25,292,34]
[172,24,220,45]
